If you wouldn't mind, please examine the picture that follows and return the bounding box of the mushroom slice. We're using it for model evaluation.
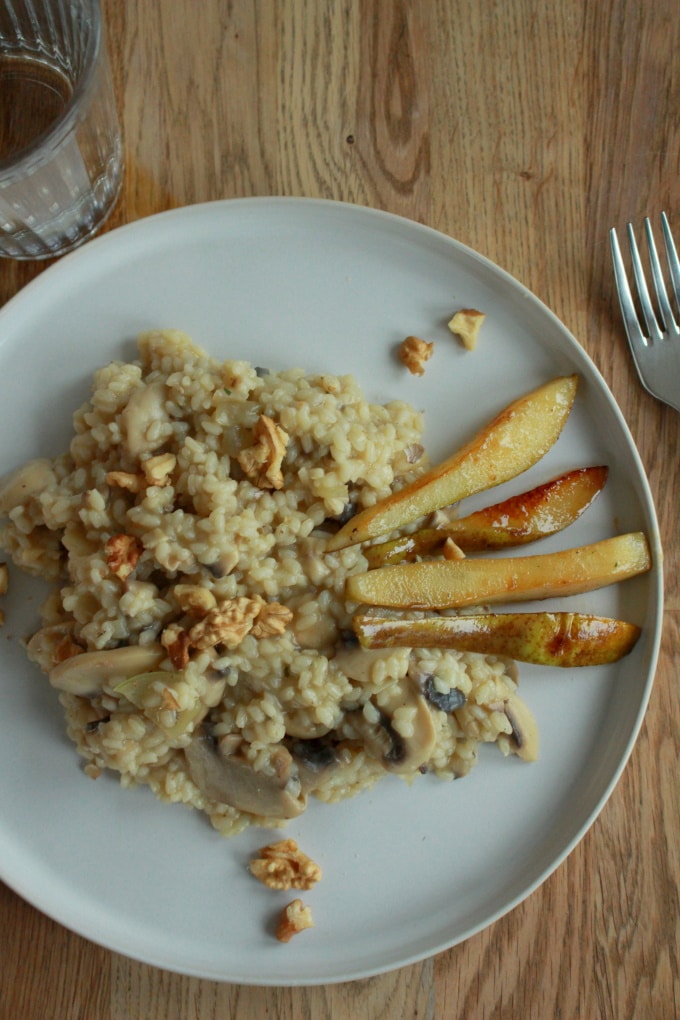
[334,644,394,686]
[333,640,410,694]
[0,458,56,515]
[504,691,539,761]
[350,676,437,774]
[49,643,165,696]
[185,729,307,818]
[287,737,342,793]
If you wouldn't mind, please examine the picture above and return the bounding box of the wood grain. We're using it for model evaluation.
[1,0,679,1017]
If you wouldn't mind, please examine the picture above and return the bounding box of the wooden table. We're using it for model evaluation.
[2,1,678,1016]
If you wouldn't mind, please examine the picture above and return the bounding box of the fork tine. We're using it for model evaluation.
[644,217,679,334]
[661,212,680,316]
[610,227,649,350]
[611,217,680,414]
[627,223,663,341]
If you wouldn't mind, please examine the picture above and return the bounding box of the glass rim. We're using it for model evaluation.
[0,0,105,181]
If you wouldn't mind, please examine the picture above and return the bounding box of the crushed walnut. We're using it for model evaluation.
[105,470,144,493]
[52,633,85,664]
[105,534,143,582]
[442,537,466,560]
[160,596,293,663]
[275,899,314,943]
[249,838,322,891]
[172,583,217,617]
[142,452,176,487]
[106,453,176,494]
[398,335,434,376]
[448,308,486,351]
[161,621,191,670]
[186,596,292,651]
[251,601,294,639]
[188,596,263,651]
[237,414,289,490]
[160,686,180,712]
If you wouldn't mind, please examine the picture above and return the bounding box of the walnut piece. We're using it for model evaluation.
[180,596,293,652]
[105,534,143,581]
[161,622,191,669]
[173,583,217,617]
[398,335,434,376]
[251,601,294,639]
[448,308,486,351]
[0,609,4,626]
[188,596,262,650]
[237,414,289,490]
[105,470,144,493]
[52,634,85,664]
[275,899,314,943]
[160,686,180,712]
[442,537,466,560]
[249,838,322,891]
[142,452,176,487]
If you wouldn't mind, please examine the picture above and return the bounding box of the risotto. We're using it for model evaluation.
[0,330,522,838]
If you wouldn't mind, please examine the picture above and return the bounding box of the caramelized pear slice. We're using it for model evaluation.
[346,532,651,609]
[353,610,642,667]
[364,466,608,567]
[326,375,579,551]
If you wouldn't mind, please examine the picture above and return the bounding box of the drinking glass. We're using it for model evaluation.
[0,0,123,259]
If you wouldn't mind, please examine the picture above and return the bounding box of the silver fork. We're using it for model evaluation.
[610,212,680,412]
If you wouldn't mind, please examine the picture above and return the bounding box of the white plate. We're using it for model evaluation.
[0,198,662,984]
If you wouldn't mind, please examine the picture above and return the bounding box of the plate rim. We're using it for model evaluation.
[0,196,664,984]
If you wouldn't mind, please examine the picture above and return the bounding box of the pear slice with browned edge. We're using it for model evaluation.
[326,375,579,552]
[346,531,651,609]
[364,465,608,567]
[353,610,641,667]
